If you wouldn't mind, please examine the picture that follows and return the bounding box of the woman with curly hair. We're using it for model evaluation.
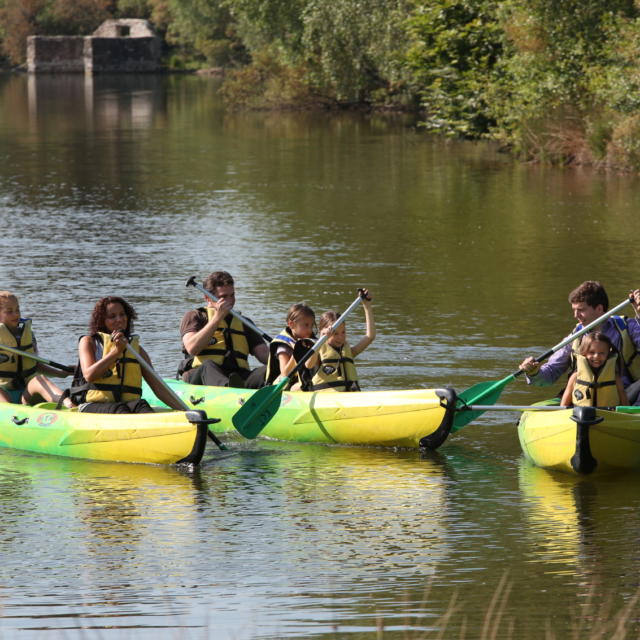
[71,296,182,414]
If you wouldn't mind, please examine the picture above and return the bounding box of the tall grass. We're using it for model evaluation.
[368,574,639,639]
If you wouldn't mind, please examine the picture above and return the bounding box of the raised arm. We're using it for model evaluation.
[182,299,231,355]
[351,291,376,357]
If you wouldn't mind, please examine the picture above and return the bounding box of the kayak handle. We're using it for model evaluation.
[186,410,220,426]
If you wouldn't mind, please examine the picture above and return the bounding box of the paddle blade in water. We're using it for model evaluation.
[232,380,287,438]
[452,374,516,431]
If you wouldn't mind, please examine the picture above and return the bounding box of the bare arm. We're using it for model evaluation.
[138,347,184,411]
[305,351,320,369]
[182,301,231,355]
[351,298,376,358]
[560,372,577,407]
[35,363,72,378]
[617,375,629,406]
[79,333,125,382]
[277,351,300,379]
[252,341,269,365]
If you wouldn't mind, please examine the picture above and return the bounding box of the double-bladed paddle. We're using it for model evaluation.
[232,291,367,437]
[452,295,634,430]
[124,343,227,451]
[186,276,273,342]
[0,343,74,373]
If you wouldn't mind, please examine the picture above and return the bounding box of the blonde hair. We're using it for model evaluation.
[0,291,18,310]
[318,310,340,332]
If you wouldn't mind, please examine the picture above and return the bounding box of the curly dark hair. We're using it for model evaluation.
[89,296,137,335]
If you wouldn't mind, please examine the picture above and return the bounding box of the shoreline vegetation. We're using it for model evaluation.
[3,0,640,171]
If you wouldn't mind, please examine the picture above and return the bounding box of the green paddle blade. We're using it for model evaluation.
[452,373,517,431]
[232,379,288,438]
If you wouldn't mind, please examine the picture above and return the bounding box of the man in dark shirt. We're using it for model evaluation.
[179,271,268,388]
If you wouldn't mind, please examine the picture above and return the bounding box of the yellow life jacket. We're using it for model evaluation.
[570,316,640,382]
[0,318,37,390]
[191,308,250,371]
[265,327,314,388]
[75,333,143,404]
[572,353,620,407]
[311,342,360,392]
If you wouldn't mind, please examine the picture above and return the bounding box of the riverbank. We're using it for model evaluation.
[4,2,640,171]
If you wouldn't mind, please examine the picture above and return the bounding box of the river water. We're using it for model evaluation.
[1,73,640,638]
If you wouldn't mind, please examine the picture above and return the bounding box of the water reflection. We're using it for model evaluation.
[27,73,165,132]
[0,450,203,634]
[518,459,640,590]
[3,73,640,638]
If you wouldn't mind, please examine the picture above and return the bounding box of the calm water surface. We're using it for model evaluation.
[1,73,640,638]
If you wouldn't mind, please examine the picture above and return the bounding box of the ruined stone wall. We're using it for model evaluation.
[27,36,86,73]
[92,19,156,38]
[27,35,161,73]
[86,37,161,73]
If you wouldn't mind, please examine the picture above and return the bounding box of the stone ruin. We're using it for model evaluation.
[27,19,161,73]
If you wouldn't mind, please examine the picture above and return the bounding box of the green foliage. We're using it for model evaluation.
[222,0,415,106]
[220,47,319,108]
[407,0,503,136]
[115,0,152,20]
[491,0,640,164]
[165,0,246,67]
[301,0,413,103]
[223,0,307,58]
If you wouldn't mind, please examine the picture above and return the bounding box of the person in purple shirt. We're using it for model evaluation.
[519,281,640,403]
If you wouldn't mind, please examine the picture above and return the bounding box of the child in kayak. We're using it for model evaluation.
[561,331,628,408]
[305,289,376,392]
[0,291,74,407]
[72,296,184,414]
[265,303,316,390]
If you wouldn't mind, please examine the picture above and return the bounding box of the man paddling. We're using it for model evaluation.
[519,281,640,402]
[179,271,268,388]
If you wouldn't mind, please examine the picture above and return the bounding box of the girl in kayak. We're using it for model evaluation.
[72,296,183,413]
[0,291,73,407]
[266,303,316,390]
[561,331,628,407]
[306,289,376,392]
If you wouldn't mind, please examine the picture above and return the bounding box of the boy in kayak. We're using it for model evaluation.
[519,281,640,402]
[179,271,268,388]
[0,291,73,407]
[560,331,628,407]
[305,289,376,392]
[72,296,184,413]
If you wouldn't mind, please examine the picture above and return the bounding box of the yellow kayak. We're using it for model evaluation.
[0,402,209,464]
[518,404,640,475]
[143,380,457,449]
